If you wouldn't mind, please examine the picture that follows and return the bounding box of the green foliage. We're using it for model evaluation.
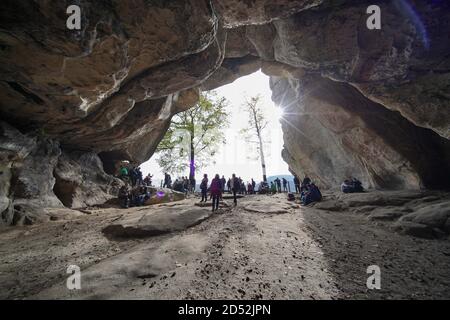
[156,91,230,176]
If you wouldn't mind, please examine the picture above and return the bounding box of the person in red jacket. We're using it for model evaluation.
[210,174,222,212]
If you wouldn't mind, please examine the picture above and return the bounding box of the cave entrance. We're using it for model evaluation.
[141,70,293,189]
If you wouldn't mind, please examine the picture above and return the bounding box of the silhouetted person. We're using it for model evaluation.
[190,176,196,193]
[251,179,256,194]
[163,173,172,188]
[293,175,300,194]
[238,177,243,194]
[118,184,130,208]
[129,167,138,186]
[200,174,208,202]
[144,173,153,186]
[275,178,282,193]
[301,176,311,192]
[231,174,239,206]
[210,174,222,212]
[270,181,277,194]
[282,178,288,192]
[119,165,130,183]
[341,177,364,193]
[301,182,322,205]
[241,181,247,195]
[220,176,226,192]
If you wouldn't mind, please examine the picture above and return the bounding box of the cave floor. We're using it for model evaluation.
[0,193,449,300]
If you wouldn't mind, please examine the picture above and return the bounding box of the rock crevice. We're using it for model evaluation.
[1,0,450,224]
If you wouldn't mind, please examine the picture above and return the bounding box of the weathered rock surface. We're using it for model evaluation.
[243,199,291,214]
[313,190,450,239]
[102,204,213,239]
[271,75,450,190]
[0,0,450,225]
[53,152,123,209]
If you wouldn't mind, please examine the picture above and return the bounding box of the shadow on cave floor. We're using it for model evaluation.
[301,191,450,299]
[1,192,450,299]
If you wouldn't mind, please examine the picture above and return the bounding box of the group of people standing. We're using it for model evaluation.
[117,165,154,208]
[164,173,196,195]
[119,165,145,186]
[200,173,255,211]
[225,176,257,195]
[269,177,290,194]
[118,164,364,210]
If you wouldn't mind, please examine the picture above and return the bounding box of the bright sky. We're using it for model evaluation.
[141,70,290,184]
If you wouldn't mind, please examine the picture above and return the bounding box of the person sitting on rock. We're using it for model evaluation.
[351,177,364,193]
[309,183,322,202]
[200,174,208,202]
[132,186,145,206]
[341,179,353,193]
[140,186,151,202]
[301,176,311,192]
[173,179,184,193]
[118,184,130,208]
[259,181,269,194]
[184,177,189,195]
[341,177,364,193]
[301,182,322,205]
[241,181,247,195]
[210,174,222,212]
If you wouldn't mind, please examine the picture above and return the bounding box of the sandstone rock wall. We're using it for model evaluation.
[270,75,450,190]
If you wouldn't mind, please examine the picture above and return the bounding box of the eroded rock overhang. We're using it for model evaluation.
[1,0,450,223]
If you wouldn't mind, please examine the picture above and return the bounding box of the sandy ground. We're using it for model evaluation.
[0,193,449,300]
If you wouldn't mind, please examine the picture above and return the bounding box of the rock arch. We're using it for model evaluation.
[1,0,449,224]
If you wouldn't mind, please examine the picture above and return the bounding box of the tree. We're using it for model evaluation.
[156,91,230,182]
[240,95,269,182]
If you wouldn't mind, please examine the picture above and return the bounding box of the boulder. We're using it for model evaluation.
[53,152,123,208]
[102,205,213,239]
[0,0,450,227]
[145,189,186,206]
[399,201,450,232]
